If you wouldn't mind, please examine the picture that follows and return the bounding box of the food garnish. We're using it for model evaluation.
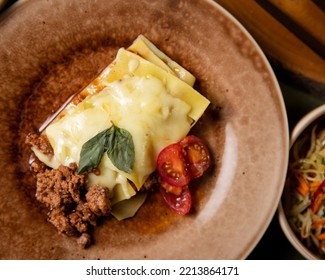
[156,135,211,215]
[78,123,135,174]
[160,186,192,216]
[180,135,211,179]
[157,142,191,189]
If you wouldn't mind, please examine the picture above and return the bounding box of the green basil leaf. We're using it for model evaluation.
[78,129,108,174]
[106,124,135,174]
[77,124,135,175]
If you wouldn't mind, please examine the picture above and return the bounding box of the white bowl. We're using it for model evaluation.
[279,104,325,260]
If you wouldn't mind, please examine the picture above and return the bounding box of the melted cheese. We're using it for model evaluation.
[105,49,210,125]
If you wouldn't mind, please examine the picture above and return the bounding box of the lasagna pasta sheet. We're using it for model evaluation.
[32,35,210,219]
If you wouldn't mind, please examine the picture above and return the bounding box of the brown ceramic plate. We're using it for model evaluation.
[0,0,288,259]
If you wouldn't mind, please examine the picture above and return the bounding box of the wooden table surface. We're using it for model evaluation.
[215,0,325,101]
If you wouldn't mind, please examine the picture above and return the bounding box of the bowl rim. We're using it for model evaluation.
[290,104,325,146]
[278,103,325,260]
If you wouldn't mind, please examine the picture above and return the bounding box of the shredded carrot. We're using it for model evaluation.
[296,175,310,197]
[316,233,325,241]
[310,181,322,192]
[312,219,325,229]
[312,193,325,213]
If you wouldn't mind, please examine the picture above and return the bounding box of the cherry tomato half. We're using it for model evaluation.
[180,135,210,179]
[159,179,183,196]
[159,185,192,215]
[157,143,191,188]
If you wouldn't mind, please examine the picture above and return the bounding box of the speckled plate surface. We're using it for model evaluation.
[0,0,288,259]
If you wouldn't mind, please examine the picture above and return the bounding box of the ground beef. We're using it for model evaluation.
[26,132,111,248]
[77,233,92,249]
[35,163,111,248]
[142,172,159,190]
[48,208,77,237]
[25,132,54,156]
[36,163,86,209]
[30,156,48,174]
[86,184,111,216]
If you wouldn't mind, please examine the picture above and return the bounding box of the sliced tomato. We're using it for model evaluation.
[160,185,192,215]
[159,179,183,196]
[157,143,191,188]
[180,135,210,178]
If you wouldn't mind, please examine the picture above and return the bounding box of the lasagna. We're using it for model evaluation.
[26,35,210,247]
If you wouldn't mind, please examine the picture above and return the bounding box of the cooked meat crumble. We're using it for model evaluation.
[26,132,54,157]
[36,163,110,248]
[86,184,111,216]
[35,163,86,209]
[26,134,111,248]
